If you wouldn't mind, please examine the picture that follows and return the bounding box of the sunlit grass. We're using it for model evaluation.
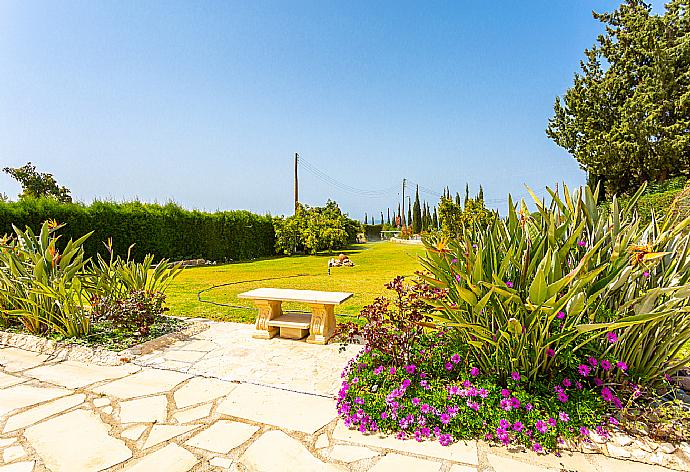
[166,242,425,323]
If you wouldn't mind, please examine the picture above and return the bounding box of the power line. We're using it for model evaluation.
[298,157,399,197]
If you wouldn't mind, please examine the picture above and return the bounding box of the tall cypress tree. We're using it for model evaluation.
[380,212,384,225]
[364,213,368,225]
[412,186,422,233]
[432,206,439,230]
[387,208,391,225]
[397,203,402,227]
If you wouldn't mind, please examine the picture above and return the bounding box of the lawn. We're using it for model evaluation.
[166,241,426,323]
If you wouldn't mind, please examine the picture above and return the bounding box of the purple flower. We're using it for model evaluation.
[533,442,543,453]
[606,331,618,343]
[509,397,521,409]
[601,387,614,402]
[381,411,389,420]
[405,364,416,374]
[501,389,511,398]
[559,412,570,422]
[616,361,628,372]
[580,426,590,436]
[451,258,458,264]
[455,274,462,282]
[600,359,612,371]
[505,281,514,288]
[557,392,569,403]
[401,378,411,388]
[373,366,384,375]
[512,421,524,432]
[587,357,598,367]
[548,417,557,427]
[470,367,480,377]
[535,420,548,434]
[445,362,453,371]
[546,348,555,358]
[525,403,533,411]
[389,367,396,375]
[466,400,480,411]
[578,364,591,377]
[439,433,453,446]
[440,413,451,425]
[479,388,488,398]
[511,372,521,381]
[556,311,566,319]
[420,404,431,414]
[499,419,511,429]
[451,354,461,364]
[577,240,587,247]
[562,378,572,387]
[609,417,619,426]
[643,271,650,278]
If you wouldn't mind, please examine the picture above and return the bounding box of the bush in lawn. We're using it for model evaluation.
[274,200,361,255]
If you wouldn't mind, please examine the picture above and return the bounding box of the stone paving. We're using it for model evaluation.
[0,322,686,472]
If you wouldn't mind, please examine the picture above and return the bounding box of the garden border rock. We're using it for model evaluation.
[0,319,209,366]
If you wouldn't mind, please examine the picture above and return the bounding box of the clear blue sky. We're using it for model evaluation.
[0,1,666,219]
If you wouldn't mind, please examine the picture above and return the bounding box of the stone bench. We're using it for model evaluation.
[238,288,353,344]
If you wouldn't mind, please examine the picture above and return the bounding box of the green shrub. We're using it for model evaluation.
[420,183,690,386]
[0,198,275,262]
[91,289,167,336]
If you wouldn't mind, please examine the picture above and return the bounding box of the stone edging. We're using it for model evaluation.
[0,320,209,366]
[558,431,690,470]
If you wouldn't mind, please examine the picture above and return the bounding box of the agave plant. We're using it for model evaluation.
[420,183,690,385]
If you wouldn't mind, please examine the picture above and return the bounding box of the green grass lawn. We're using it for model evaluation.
[166,242,426,323]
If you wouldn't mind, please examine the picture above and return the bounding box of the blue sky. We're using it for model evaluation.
[0,1,666,219]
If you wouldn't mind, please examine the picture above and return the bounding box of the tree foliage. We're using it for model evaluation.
[3,162,72,203]
[438,190,494,237]
[547,0,690,195]
[273,200,360,255]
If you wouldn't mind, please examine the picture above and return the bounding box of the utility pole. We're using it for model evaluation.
[294,153,299,214]
[401,178,406,228]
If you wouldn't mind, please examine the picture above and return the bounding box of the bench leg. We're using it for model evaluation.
[307,304,335,345]
[253,300,282,339]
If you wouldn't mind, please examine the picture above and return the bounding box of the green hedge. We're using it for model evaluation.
[0,199,275,262]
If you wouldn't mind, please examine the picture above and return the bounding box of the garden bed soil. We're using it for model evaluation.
[0,317,209,366]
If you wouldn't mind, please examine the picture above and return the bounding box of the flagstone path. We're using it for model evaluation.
[0,321,685,472]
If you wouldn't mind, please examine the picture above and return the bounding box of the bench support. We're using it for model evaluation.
[252,299,282,339]
[307,304,335,345]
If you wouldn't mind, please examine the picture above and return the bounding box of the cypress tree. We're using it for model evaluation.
[412,186,422,234]
[455,192,462,206]
[407,207,412,230]
[432,206,439,229]
[364,213,368,225]
[387,208,391,225]
[380,212,384,225]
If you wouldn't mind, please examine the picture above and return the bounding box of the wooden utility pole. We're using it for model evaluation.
[294,153,299,214]
[401,178,406,228]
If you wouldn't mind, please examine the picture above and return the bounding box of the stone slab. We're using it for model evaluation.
[3,445,27,462]
[217,383,336,434]
[369,453,442,472]
[487,454,559,472]
[239,430,342,472]
[0,348,48,373]
[184,420,258,454]
[93,369,191,399]
[332,421,478,465]
[328,444,379,462]
[121,424,148,441]
[0,384,71,417]
[174,377,236,409]
[0,463,35,472]
[143,424,200,449]
[122,443,198,472]
[173,403,213,424]
[0,372,25,389]
[210,457,234,469]
[24,409,132,472]
[24,360,139,389]
[4,394,85,432]
[93,397,111,407]
[238,288,353,305]
[119,395,168,423]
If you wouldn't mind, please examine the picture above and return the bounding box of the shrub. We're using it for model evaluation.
[0,198,275,262]
[91,290,167,336]
[419,183,690,386]
[274,201,360,255]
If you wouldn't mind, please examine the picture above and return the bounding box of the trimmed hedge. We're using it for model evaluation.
[0,199,275,262]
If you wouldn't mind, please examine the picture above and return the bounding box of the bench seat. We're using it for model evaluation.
[267,313,311,339]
